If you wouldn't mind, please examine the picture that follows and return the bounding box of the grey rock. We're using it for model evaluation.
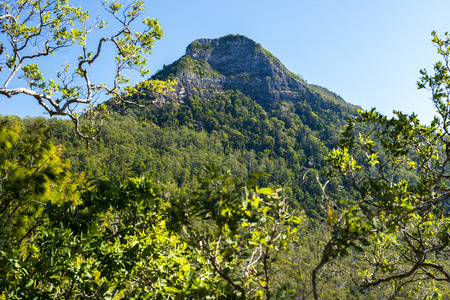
[153,34,310,108]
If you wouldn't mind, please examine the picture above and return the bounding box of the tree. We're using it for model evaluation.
[0,0,174,145]
[173,166,303,299]
[0,116,78,246]
[312,31,450,299]
[1,175,214,299]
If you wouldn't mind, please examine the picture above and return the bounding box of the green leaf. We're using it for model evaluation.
[258,187,272,195]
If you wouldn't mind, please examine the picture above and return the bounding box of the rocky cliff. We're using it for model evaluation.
[105,33,358,123]
[151,34,344,109]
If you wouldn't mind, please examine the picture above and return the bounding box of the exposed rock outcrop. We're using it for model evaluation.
[152,34,310,107]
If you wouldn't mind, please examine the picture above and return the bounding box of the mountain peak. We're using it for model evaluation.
[186,34,259,58]
[151,35,345,108]
[185,34,282,77]
[187,34,257,49]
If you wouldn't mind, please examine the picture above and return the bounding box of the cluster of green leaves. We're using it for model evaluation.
[1,176,213,298]
[174,166,303,299]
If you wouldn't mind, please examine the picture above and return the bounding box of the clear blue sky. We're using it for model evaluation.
[2,0,450,124]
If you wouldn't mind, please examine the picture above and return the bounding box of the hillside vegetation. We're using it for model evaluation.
[3,34,449,299]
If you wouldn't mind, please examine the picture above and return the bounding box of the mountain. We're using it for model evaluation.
[54,34,361,212]
[149,34,353,114]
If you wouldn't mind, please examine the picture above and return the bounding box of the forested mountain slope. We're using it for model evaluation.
[4,34,449,299]
[51,34,360,213]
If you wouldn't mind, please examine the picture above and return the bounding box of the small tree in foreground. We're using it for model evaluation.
[312,31,450,299]
[0,0,174,145]
[175,166,303,299]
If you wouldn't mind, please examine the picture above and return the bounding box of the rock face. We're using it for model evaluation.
[152,34,310,107]
[186,35,278,76]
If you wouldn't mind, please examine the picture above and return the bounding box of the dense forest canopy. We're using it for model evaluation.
[3,1,450,299]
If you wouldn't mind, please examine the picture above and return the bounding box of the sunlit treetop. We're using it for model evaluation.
[0,0,175,146]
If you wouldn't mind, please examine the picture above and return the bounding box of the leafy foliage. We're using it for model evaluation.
[311,31,450,300]
[0,159,303,299]
[0,117,77,245]
[0,0,173,143]
[175,166,303,299]
[8,6,450,299]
